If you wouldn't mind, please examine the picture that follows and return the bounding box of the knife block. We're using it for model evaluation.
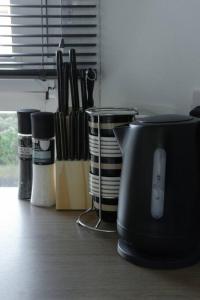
[55,160,91,210]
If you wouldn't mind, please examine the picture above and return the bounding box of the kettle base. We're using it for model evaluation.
[118,239,200,269]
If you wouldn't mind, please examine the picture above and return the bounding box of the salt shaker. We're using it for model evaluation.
[17,109,40,200]
[31,112,56,207]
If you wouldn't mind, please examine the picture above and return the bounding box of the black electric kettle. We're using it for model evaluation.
[114,115,200,269]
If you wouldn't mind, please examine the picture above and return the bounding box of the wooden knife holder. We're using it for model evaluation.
[55,160,91,210]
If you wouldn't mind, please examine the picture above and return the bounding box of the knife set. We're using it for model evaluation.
[55,40,96,210]
[55,41,95,161]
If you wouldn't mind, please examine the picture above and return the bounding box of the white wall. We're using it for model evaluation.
[100,0,200,114]
[0,79,57,112]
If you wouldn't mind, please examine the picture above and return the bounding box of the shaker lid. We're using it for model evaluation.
[17,109,40,134]
[31,112,54,139]
[136,114,193,124]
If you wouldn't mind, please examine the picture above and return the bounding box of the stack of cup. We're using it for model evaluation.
[86,108,138,222]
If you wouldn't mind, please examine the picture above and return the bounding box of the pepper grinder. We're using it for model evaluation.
[17,109,40,200]
[31,112,56,207]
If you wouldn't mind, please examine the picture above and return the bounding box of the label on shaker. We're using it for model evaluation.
[18,135,32,160]
[32,138,55,165]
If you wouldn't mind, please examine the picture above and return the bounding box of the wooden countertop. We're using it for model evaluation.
[0,188,200,300]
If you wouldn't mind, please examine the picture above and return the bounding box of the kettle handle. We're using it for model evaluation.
[113,125,129,154]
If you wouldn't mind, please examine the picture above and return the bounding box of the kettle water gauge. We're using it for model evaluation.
[151,148,166,220]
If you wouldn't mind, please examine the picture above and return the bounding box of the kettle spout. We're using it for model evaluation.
[113,125,129,154]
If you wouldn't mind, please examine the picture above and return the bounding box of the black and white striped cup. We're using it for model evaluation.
[86,107,138,222]
[92,196,118,223]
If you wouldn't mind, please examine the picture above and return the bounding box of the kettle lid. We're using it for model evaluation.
[190,106,200,118]
[136,114,193,124]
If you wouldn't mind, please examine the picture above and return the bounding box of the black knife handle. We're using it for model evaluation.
[80,69,87,110]
[56,49,63,112]
[69,49,80,111]
[63,62,69,115]
[86,68,96,108]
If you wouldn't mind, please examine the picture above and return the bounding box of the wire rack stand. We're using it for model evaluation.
[76,112,116,233]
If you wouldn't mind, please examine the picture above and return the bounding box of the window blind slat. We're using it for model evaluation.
[0,14,97,18]
[0,24,97,28]
[1,34,97,38]
[0,52,96,57]
[0,5,97,8]
[0,69,57,78]
[0,43,97,47]
[0,62,96,66]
